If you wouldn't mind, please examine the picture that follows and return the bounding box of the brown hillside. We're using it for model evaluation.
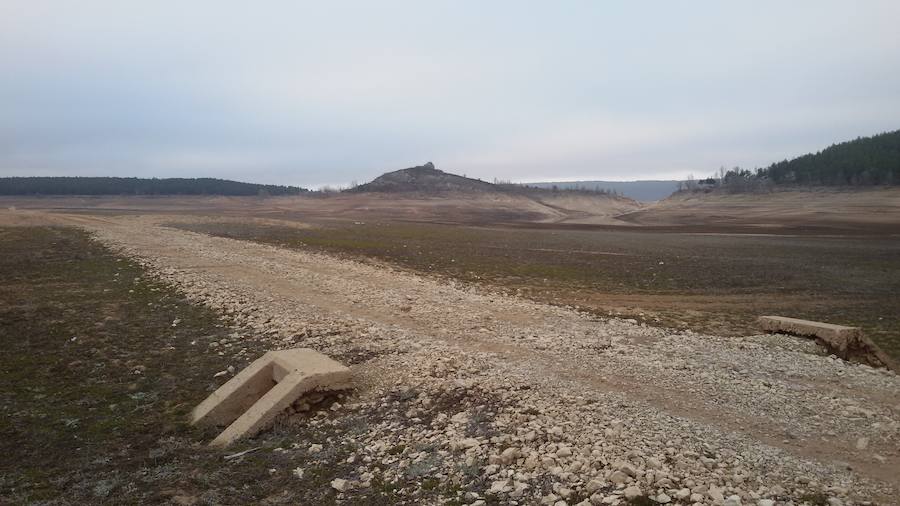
[619,186,900,233]
[349,162,496,193]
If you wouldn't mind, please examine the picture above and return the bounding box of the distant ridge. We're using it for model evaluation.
[523,180,680,201]
[349,162,497,193]
[0,177,307,196]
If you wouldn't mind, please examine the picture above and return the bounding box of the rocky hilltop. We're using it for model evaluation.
[349,162,500,193]
[340,162,642,224]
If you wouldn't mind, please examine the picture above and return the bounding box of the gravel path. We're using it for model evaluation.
[80,215,899,505]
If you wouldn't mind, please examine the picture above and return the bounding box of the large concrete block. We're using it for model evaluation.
[192,348,352,447]
[758,315,897,372]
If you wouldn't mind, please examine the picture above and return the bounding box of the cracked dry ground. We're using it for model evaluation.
[75,215,899,505]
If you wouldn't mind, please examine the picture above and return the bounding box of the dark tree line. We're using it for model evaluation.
[758,129,899,186]
[685,129,900,193]
[0,177,308,196]
[514,183,622,197]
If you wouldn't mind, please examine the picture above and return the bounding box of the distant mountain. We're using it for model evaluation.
[0,177,307,196]
[523,180,681,201]
[349,162,497,193]
[759,129,899,185]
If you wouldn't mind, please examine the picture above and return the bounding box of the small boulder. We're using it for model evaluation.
[585,479,605,494]
[624,486,642,499]
[556,447,573,458]
[609,470,629,484]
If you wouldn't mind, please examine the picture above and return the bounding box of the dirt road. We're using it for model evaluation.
[35,212,900,504]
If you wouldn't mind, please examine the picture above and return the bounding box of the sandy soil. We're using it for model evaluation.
[4,186,899,233]
[0,192,642,227]
[621,187,900,233]
[10,209,898,505]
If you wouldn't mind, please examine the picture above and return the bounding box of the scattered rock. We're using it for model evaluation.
[586,479,604,494]
[330,478,351,492]
[488,480,510,495]
[724,495,742,506]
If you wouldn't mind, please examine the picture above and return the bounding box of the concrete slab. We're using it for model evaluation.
[191,348,352,447]
[758,315,862,342]
[758,315,897,372]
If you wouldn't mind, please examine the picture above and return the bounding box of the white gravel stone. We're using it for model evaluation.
[724,495,742,506]
[330,478,351,492]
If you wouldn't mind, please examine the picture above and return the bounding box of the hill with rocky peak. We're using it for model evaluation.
[348,163,500,193]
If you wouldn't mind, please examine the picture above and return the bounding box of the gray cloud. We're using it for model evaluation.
[2,1,899,187]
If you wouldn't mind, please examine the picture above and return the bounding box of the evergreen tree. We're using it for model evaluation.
[757,130,899,186]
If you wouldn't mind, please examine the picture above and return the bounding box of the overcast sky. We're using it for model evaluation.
[2,1,899,187]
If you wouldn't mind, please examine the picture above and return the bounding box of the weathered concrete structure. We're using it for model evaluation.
[192,348,352,447]
[758,316,897,372]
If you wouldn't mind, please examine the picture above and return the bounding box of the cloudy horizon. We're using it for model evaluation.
[2,1,899,188]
